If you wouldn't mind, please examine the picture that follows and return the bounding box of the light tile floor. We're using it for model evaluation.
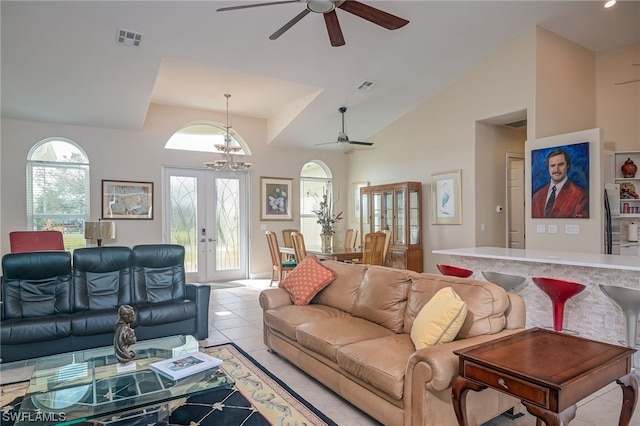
[206,279,640,426]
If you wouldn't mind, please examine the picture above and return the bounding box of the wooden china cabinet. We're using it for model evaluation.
[360,181,423,272]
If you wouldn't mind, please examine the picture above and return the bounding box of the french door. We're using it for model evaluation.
[163,167,249,282]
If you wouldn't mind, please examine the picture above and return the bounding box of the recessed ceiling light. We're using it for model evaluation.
[604,0,616,9]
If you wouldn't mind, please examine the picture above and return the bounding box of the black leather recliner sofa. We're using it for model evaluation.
[0,244,210,363]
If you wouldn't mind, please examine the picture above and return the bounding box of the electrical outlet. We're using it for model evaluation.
[605,313,616,330]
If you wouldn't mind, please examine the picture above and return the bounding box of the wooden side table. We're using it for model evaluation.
[452,328,638,426]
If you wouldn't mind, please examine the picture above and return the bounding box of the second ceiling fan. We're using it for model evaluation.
[217,0,409,47]
[316,106,374,148]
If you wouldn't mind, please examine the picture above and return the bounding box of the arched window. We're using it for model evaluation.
[300,161,333,246]
[27,138,90,249]
[164,122,251,155]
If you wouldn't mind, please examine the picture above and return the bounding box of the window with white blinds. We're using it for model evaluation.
[300,162,332,247]
[27,138,90,250]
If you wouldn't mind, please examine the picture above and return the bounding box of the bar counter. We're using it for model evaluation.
[432,246,640,343]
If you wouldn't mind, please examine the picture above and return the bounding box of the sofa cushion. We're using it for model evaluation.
[337,333,416,401]
[351,266,410,333]
[72,246,132,311]
[281,255,336,305]
[313,260,368,313]
[1,251,72,319]
[71,308,121,336]
[132,244,186,304]
[0,315,72,344]
[406,273,509,338]
[136,300,196,326]
[264,304,349,341]
[296,317,394,362]
[410,287,467,349]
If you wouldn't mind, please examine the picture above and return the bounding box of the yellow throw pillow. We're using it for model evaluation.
[410,287,468,349]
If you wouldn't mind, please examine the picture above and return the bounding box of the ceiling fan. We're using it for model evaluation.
[216,0,409,47]
[316,106,373,148]
[615,64,640,85]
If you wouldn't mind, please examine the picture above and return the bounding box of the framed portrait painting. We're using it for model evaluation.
[431,170,462,225]
[102,180,153,220]
[261,177,293,221]
[531,142,589,219]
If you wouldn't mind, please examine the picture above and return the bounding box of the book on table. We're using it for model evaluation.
[150,351,223,380]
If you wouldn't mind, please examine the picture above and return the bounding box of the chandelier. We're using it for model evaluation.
[204,94,252,171]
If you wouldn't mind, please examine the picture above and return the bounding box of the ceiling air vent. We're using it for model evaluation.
[357,81,375,91]
[116,28,143,47]
[503,119,527,129]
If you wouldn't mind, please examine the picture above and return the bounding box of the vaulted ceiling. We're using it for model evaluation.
[2,1,639,149]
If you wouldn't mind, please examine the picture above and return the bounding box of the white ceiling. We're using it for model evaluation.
[2,1,639,149]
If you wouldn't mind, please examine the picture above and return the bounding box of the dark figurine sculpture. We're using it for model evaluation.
[114,304,137,363]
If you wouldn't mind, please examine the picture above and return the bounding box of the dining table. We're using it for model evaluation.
[279,245,364,262]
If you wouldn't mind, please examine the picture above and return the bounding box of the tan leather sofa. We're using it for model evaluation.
[259,260,527,426]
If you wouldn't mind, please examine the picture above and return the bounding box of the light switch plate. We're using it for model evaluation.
[537,224,545,233]
[548,225,558,234]
[566,224,580,234]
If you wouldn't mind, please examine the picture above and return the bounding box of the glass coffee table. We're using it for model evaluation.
[14,335,234,425]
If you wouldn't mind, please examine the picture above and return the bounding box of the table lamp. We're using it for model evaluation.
[84,220,116,246]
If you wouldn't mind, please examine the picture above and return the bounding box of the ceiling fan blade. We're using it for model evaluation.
[615,79,640,85]
[348,140,374,146]
[338,0,409,30]
[217,0,300,12]
[270,9,310,40]
[324,10,345,47]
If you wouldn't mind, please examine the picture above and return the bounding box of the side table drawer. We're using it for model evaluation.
[463,362,549,407]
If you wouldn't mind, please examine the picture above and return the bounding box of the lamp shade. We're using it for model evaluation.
[84,221,116,245]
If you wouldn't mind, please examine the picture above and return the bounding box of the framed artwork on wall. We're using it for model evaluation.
[431,170,462,225]
[260,176,293,221]
[102,180,154,220]
[530,142,589,219]
[350,181,369,223]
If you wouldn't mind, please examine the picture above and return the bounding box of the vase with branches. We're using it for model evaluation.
[310,189,342,250]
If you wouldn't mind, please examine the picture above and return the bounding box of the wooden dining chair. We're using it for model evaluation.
[361,232,387,266]
[291,232,307,263]
[379,230,391,265]
[266,231,296,287]
[282,229,298,260]
[344,228,358,249]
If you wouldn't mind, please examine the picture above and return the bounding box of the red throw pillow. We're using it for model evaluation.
[281,255,337,306]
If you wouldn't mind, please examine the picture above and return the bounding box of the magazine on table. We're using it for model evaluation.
[150,351,223,380]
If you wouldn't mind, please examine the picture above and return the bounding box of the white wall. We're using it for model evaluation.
[347,28,537,273]
[0,103,348,277]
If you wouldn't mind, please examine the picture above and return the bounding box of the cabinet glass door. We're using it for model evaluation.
[383,191,393,232]
[409,189,420,244]
[372,192,382,232]
[395,189,406,245]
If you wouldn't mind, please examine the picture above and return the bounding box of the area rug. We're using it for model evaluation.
[0,343,337,426]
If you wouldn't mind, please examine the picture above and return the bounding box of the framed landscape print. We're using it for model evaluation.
[431,170,462,225]
[261,177,293,221]
[102,180,153,220]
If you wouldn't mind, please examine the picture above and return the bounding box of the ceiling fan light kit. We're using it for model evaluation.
[217,0,409,47]
[307,0,335,14]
